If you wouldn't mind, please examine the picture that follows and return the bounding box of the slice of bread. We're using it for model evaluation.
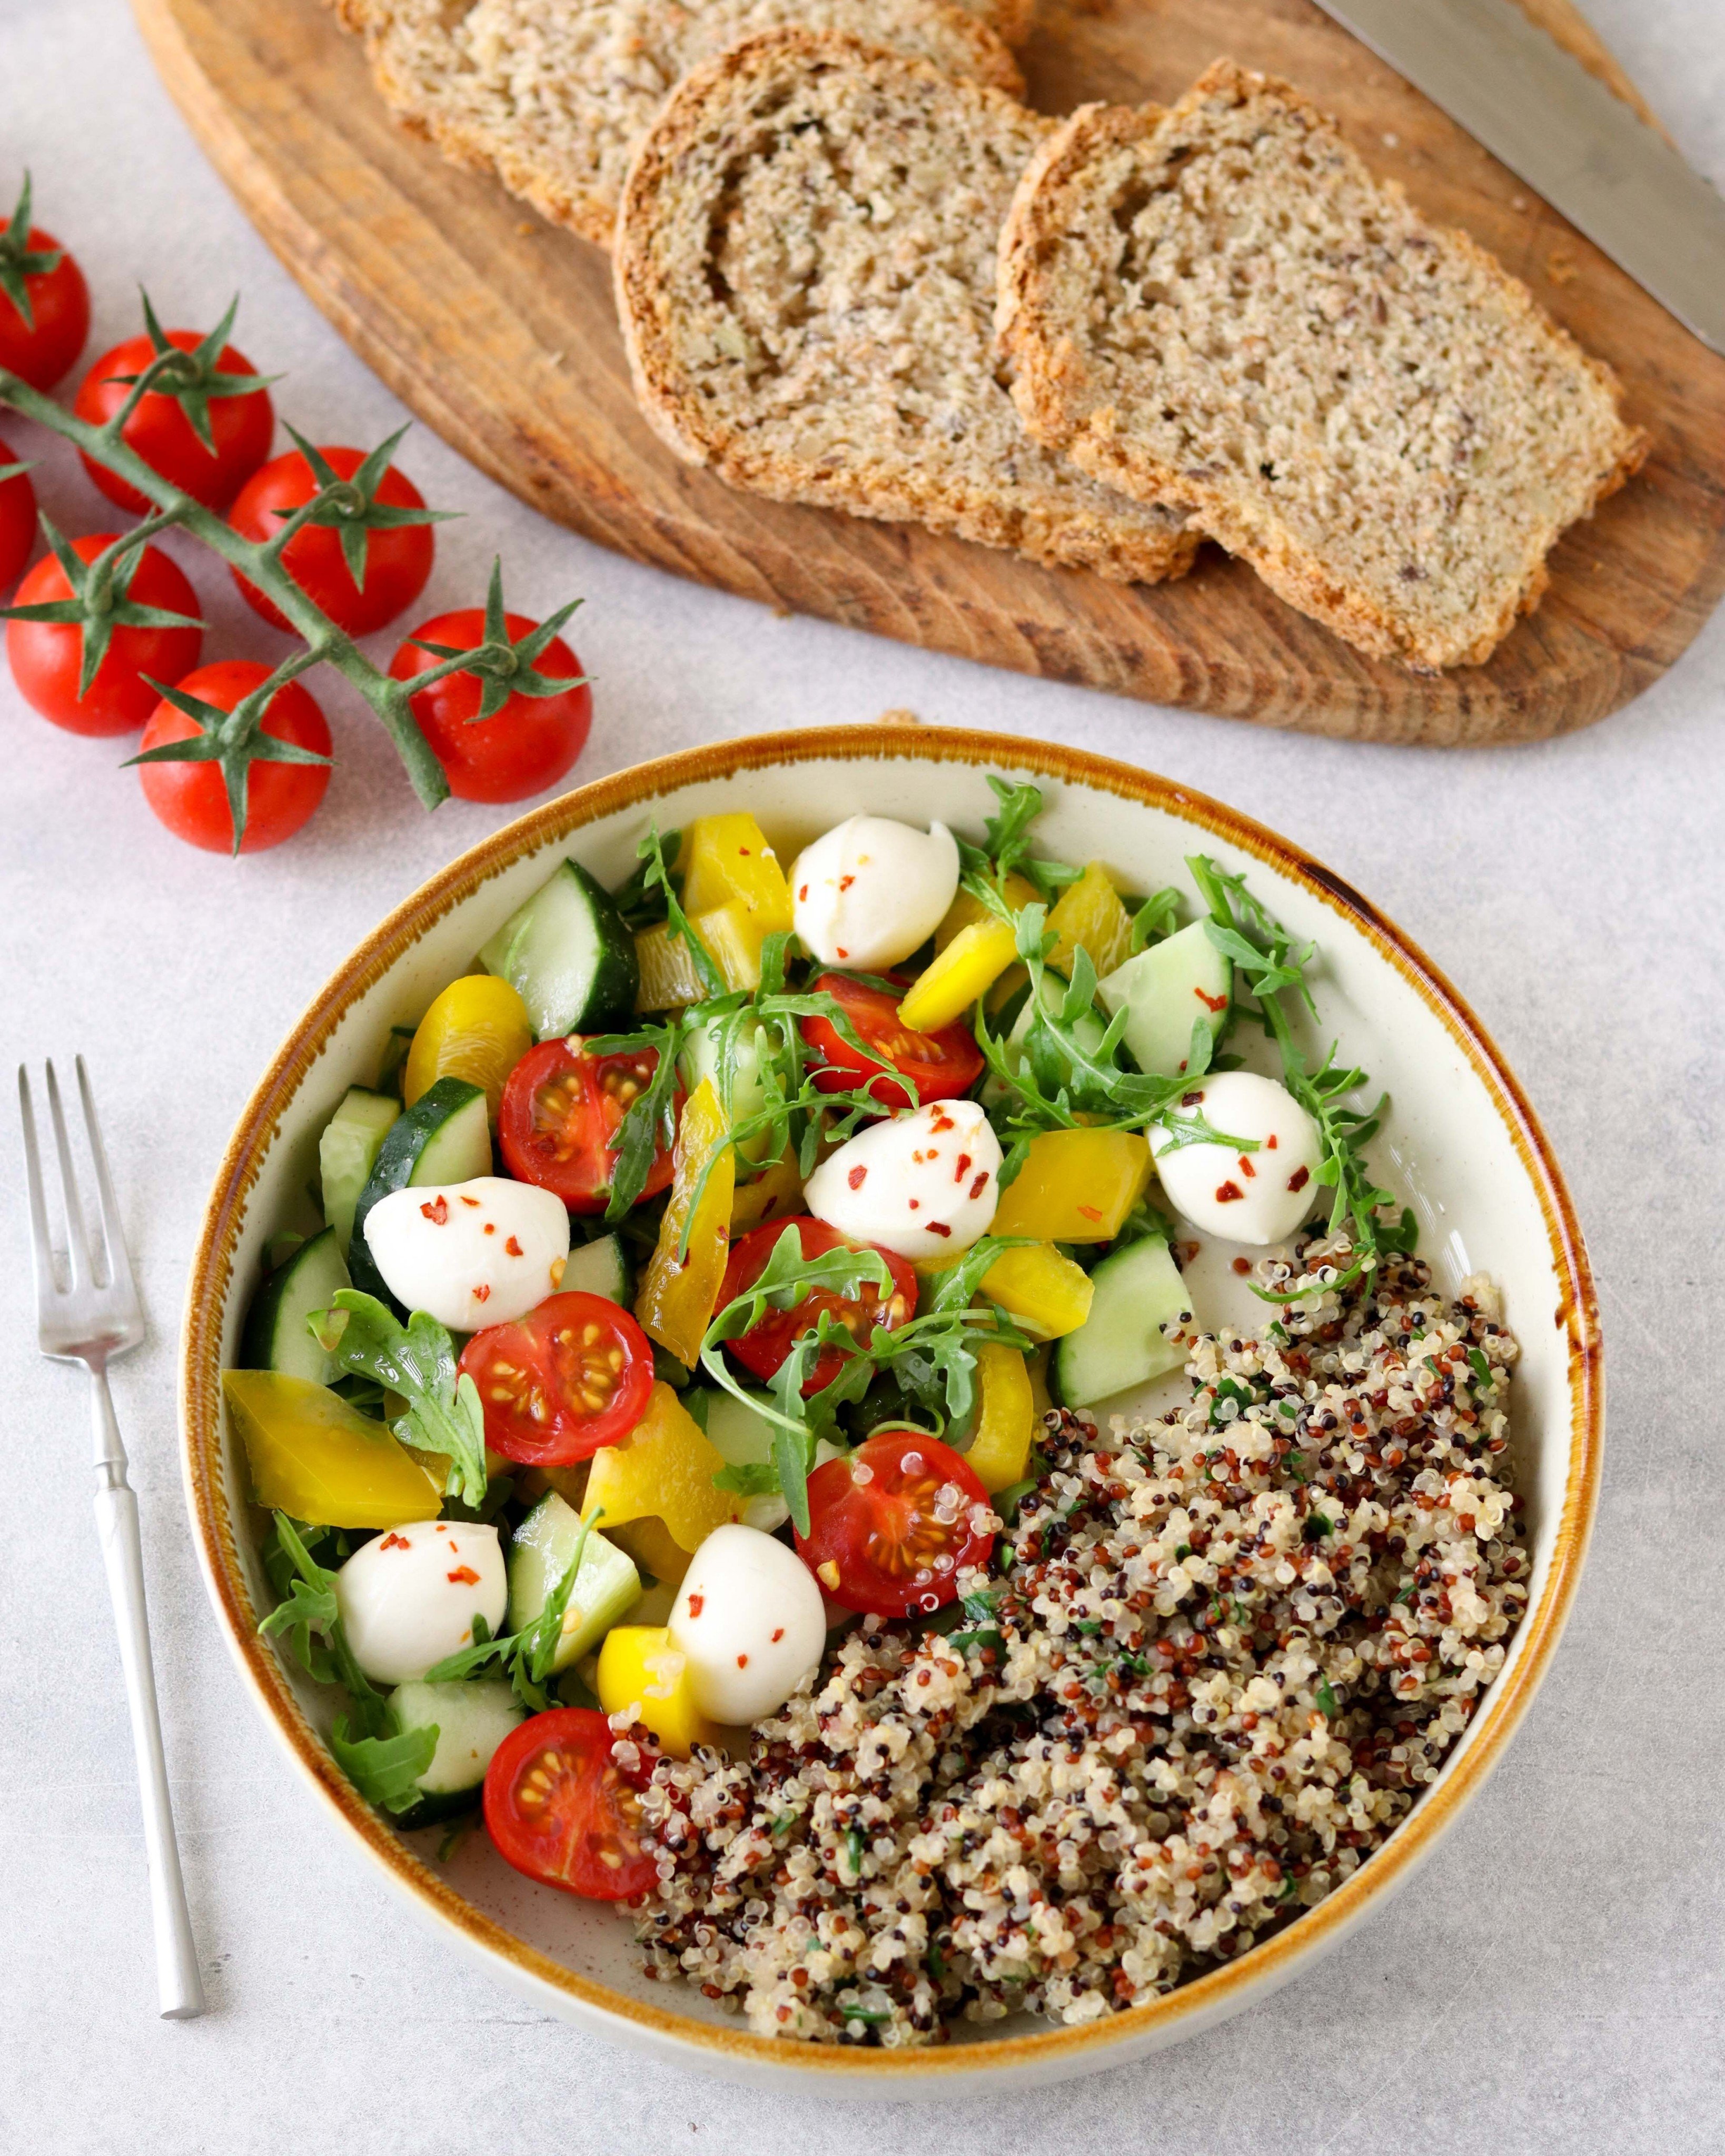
[613,32,1198,584]
[334,0,1029,248]
[996,61,1648,669]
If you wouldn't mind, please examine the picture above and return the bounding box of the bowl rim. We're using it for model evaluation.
[180,722,1602,2080]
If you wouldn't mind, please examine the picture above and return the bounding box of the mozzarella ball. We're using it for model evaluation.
[790,816,960,970]
[804,1099,1002,1261]
[1151,1070,1324,1245]
[363,1175,569,1330]
[668,1525,826,1724]
[334,1519,507,1685]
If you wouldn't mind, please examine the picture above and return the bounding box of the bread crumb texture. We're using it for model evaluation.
[998,61,1648,668]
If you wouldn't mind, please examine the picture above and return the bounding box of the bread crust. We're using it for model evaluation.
[997,60,1648,669]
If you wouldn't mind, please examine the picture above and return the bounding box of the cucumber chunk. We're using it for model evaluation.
[679,1015,775,1159]
[318,1088,401,1257]
[698,1388,841,1533]
[348,1078,492,1305]
[481,860,639,1039]
[1096,922,1231,1079]
[241,1225,351,1383]
[388,1677,523,1815]
[375,1026,417,1099]
[1054,1235,1192,1407]
[505,1494,642,1674]
[560,1233,633,1305]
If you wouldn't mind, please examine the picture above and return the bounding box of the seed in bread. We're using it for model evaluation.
[612,32,1198,585]
[995,60,1648,670]
[332,0,1029,249]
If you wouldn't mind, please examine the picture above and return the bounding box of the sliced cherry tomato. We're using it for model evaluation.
[135,660,330,853]
[499,1037,678,1215]
[459,1290,655,1466]
[801,973,984,1107]
[6,534,202,737]
[389,605,592,804]
[0,432,37,590]
[0,198,90,391]
[74,329,274,514]
[483,1707,656,1901]
[796,1429,993,1617]
[229,443,434,637]
[718,1216,917,1395]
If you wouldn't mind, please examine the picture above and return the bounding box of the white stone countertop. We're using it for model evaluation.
[2,0,1721,2148]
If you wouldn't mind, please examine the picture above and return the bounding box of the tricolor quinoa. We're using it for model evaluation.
[622,1238,1528,2043]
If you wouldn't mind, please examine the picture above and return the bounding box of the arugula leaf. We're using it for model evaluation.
[311,1290,489,1507]
[958,778,1085,906]
[329,1718,438,1815]
[257,1514,392,1740]
[610,826,681,927]
[636,824,723,997]
[588,1016,684,1220]
[712,1459,781,1497]
[1127,886,1183,953]
[421,1506,607,1703]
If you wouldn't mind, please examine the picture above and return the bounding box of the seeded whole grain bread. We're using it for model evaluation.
[612,32,1199,585]
[332,0,1030,247]
[996,61,1648,669]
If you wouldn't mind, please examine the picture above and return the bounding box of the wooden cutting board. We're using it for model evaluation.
[132,0,1725,746]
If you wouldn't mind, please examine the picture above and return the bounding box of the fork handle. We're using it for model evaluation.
[92,1371,207,2021]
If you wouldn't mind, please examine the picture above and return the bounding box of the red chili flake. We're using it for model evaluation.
[930,1112,954,1133]
[839,875,855,892]
[379,1533,411,1552]
[836,947,849,960]
[928,1221,952,1238]
[736,1653,749,1668]
[1181,1090,1204,1107]
[968,1173,989,1200]
[1238,1155,1257,1179]
[771,1627,785,1644]
[1287,1165,1311,1192]
[848,1165,867,1190]
[738,847,751,857]
[420,1195,449,1225]
[505,1235,524,1257]
[1195,987,1227,1012]
[908,1197,920,1210]
[687,1594,705,1618]
[953,1152,972,1184]
[1077,1203,1103,1221]
[483,1222,497,1236]
[1215,1181,1244,1204]
[473,1283,491,1302]
[1266,1134,1279,1150]
[460,1194,481,1207]
[447,1565,481,1586]
[1232,1257,1252,1276]
[798,884,809,901]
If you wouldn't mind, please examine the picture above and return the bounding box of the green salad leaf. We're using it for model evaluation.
[310,1290,489,1508]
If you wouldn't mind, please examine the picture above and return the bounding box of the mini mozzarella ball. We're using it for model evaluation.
[668,1525,826,1724]
[334,1519,507,1685]
[1152,1070,1324,1245]
[789,815,960,970]
[804,1098,1002,1261]
[363,1175,569,1330]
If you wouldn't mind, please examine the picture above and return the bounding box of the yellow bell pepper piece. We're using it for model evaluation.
[224,1370,442,1528]
[678,814,794,936]
[964,1344,1035,1495]
[607,1516,692,1586]
[635,1078,735,1366]
[1045,863,1134,981]
[979,1242,1096,1338]
[935,873,1036,953]
[582,1382,742,1553]
[899,917,1020,1032]
[990,1129,1152,1243]
[635,903,770,1009]
[403,973,533,1127]
[596,1626,720,1758]
[731,1148,802,1233]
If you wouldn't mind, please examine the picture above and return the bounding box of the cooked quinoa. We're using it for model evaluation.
[620,1239,1528,2044]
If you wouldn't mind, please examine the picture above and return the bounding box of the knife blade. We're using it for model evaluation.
[1312,0,1725,355]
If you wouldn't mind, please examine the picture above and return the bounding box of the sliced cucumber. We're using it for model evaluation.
[1054,1235,1192,1407]
[983,976,1108,1107]
[679,1014,774,1160]
[701,1385,779,1468]
[481,859,639,1039]
[388,1677,523,1817]
[241,1225,351,1383]
[505,1494,642,1674]
[348,1078,492,1305]
[375,1026,417,1099]
[560,1233,633,1305]
[318,1088,401,1257]
[1096,921,1231,1079]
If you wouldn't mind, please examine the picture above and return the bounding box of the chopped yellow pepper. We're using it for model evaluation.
[635,1078,735,1365]
[596,1626,720,1758]
[914,1239,1094,1339]
[403,973,532,1127]
[1045,862,1134,981]
[581,1382,742,1553]
[223,1371,442,1528]
[899,917,1020,1032]
[935,872,1036,953]
[964,1344,1035,1495]
[607,1516,692,1586]
[990,1129,1151,1243]
[678,814,794,937]
[731,1149,802,1233]
[635,902,766,1009]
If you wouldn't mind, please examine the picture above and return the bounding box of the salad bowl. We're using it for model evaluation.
[181,723,1601,2092]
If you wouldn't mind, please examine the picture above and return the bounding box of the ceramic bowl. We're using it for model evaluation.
[182,723,1601,2093]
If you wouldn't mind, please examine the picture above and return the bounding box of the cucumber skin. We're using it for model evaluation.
[348,1077,491,1307]
[241,1226,350,1383]
[318,1087,401,1258]
[386,1677,524,1827]
[483,860,639,1038]
[560,1234,634,1305]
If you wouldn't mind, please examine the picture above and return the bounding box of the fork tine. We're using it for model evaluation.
[17,1066,61,1305]
[75,1056,137,1303]
[43,1058,94,1290]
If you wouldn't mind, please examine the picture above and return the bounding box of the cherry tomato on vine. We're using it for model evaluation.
[459,1290,655,1466]
[390,605,592,803]
[135,660,330,854]
[499,1037,679,1215]
[483,1707,657,1901]
[74,319,275,514]
[0,178,90,391]
[0,433,37,591]
[718,1217,917,1395]
[800,972,984,1108]
[229,442,435,637]
[6,534,202,737]
[795,1429,993,1617]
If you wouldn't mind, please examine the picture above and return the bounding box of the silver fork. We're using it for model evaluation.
[19,1057,206,2021]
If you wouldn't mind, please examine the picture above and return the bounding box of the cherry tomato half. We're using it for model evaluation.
[796,1429,993,1617]
[499,1037,678,1215]
[390,606,592,804]
[459,1290,655,1466]
[718,1217,917,1395]
[483,1707,657,1901]
[7,534,202,737]
[74,329,274,514]
[801,972,985,1108]
[136,660,330,854]
[0,433,38,592]
[229,444,433,637]
[0,218,90,391]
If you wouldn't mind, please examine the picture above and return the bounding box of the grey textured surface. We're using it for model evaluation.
[1,0,1721,2147]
